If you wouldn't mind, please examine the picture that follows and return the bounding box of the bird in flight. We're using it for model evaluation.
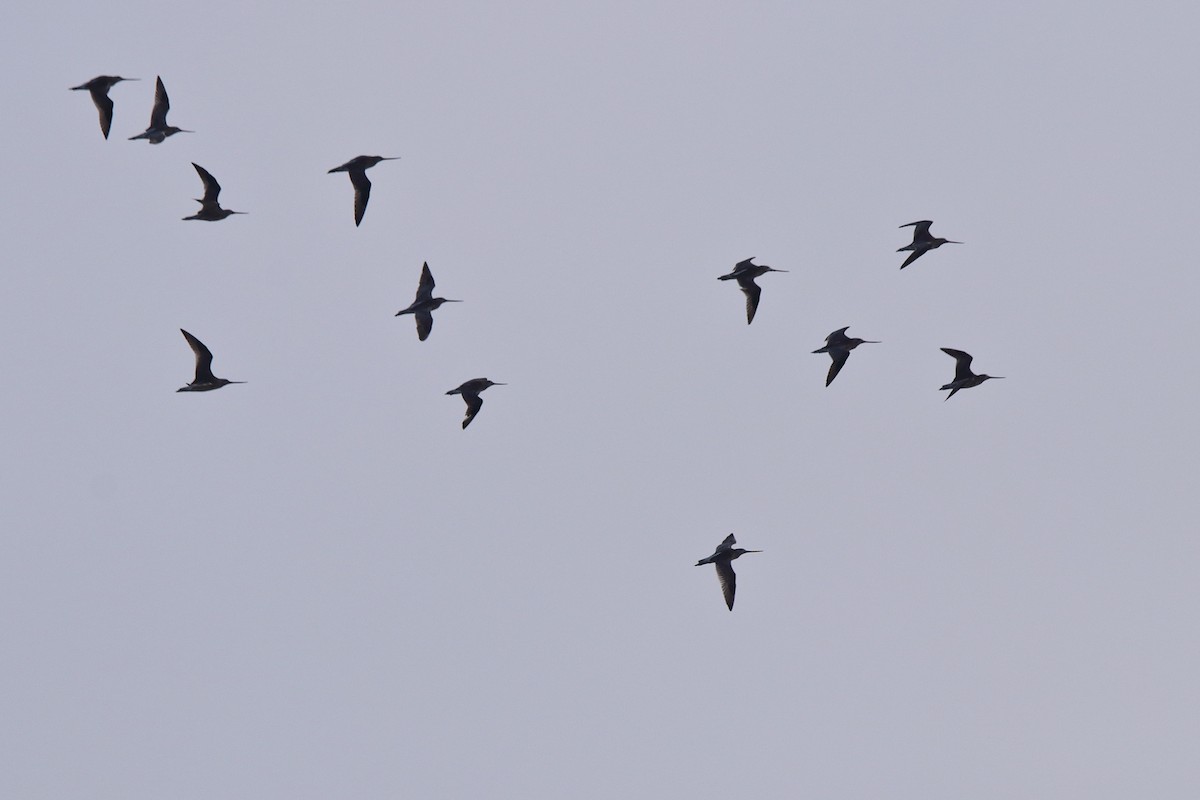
[897,220,961,269]
[695,533,761,611]
[718,257,788,324]
[812,326,879,386]
[177,329,245,392]
[939,348,1003,400]
[129,76,192,144]
[327,155,399,226]
[71,75,137,139]
[446,378,504,429]
[183,163,245,221]
[395,262,461,341]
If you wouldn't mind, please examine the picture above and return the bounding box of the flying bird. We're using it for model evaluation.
[718,257,788,324]
[939,348,1003,400]
[177,329,245,392]
[813,326,880,386]
[446,378,504,429]
[183,163,245,221]
[395,262,461,341]
[327,155,399,226]
[695,533,761,611]
[71,75,137,139]
[897,220,961,269]
[129,76,192,143]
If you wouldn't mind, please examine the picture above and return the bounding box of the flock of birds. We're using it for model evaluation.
[72,74,505,429]
[72,73,1004,611]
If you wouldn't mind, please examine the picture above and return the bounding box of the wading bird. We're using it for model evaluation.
[813,326,880,386]
[129,76,192,144]
[177,329,245,392]
[897,220,961,269]
[71,75,136,139]
[327,155,398,226]
[695,533,761,611]
[940,348,1002,400]
[395,262,461,341]
[183,163,245,221]
[446,378,504,429]
[718,258,787,324]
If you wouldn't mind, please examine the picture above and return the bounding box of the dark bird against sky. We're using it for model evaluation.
[327,155,399,226]
[939,348,1003,400]
[897,220,961,269]
[177,329,245,392]
[813,326,880,386]
[71,75,137,139]
[446,378,504,429]
[183,163,245,221]
[718,257,787,324]
[395,262,461,341]
[695,533,761,611]
[129,76,192,144]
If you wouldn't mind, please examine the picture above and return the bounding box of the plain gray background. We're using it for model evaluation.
[3,1,1199,797]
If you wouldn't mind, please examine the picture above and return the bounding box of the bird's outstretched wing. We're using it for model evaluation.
[349,170,372,226]
[415,262,435,303]
[91,89,115,139]
[180,329,216,383]
[462,392,484,429]
[941,348,975,381]
[415,311,433,342]
[826,350,850,386]
[149,76,170,129]
[192,163,221,204]
[899,249,925,269]
[715,560,737,610]
[901,220,934,241]
[737,276,761,324]
[826,326,850,345]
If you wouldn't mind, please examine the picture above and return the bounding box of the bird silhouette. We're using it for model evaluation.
[695,533,761,610]
[71,75,137,139]
[897,220,961,269]
[718,258,788,324]
[812,326,879,386]
[183,163,245,221]
[129,76,192,143]
[395,262,461,341]
[446,378,504,429]
[177,329,245,392]
[940,348,1003,400]
[327,155,399,226]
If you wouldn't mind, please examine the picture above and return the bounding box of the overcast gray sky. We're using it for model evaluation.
[3,1,1199,797]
